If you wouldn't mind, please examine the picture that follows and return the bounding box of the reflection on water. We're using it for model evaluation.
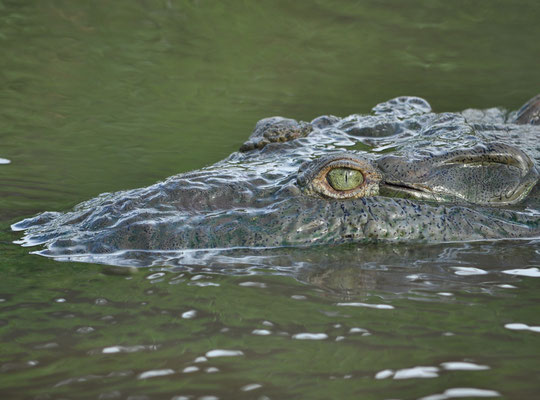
[2,236,539,398]
[69,239,540,299]
[1,0,540,398]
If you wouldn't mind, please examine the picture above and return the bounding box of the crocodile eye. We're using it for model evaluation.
[297,154,382,199]
[326,168,364,191]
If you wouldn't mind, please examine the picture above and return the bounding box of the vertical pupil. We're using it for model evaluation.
[326,167,364,191]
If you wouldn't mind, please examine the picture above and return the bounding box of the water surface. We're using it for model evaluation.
[1,1,540,399]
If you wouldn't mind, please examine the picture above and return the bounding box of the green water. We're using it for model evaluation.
[1,1,540,399]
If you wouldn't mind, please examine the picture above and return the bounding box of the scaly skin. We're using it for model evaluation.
[12,95,540,258]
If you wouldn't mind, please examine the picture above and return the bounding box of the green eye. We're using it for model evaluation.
[326,168,364,191]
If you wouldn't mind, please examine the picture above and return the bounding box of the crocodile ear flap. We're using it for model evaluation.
[239,117,313,152]
[514,94,540,125]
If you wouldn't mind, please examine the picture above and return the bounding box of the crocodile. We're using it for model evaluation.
[12,95,540,259]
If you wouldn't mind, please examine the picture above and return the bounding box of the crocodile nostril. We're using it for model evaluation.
[376,143,539,206]
[441,143,534,176]
[514,94,540,125]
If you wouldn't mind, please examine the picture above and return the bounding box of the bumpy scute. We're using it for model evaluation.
[240,117,313,151]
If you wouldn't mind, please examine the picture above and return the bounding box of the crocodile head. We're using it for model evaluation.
[12,95,540,259]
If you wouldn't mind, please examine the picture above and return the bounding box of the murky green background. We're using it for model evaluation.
[1,1,540,399]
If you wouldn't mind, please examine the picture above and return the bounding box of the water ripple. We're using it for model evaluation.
[419,387,501,399]
[440,361,490,371]
[502,267,540,277]
[292,333,328,340]
[138,369,175,380]
[205,349,244,358]
[504,323,540,333]
[101,345,158,354]
[336,302,394,309]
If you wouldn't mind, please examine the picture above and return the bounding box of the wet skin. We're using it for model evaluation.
[12,95,540,257]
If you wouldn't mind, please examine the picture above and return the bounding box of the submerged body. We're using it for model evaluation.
[12,95,540,257]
